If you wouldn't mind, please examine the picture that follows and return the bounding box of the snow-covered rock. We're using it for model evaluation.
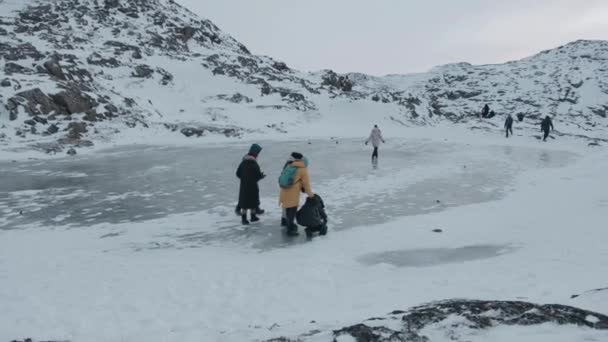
[266,299,608,342]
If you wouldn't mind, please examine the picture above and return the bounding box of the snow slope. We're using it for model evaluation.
[1,0,608,157]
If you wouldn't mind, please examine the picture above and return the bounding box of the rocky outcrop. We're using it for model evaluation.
[267,300,608,342]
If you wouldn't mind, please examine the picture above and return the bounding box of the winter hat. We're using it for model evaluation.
[249,143,262,156]
[291,152,303,160]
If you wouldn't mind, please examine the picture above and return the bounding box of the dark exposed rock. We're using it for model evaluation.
[47,124,59,134]
[124,98,136,107]
[266,300,608,341]
[156,67,174,85]
[177,26,196,42]
[67,147,77,155]
[322,70,353,92]
[181,127,204,137]
[24,119,37,126]
[217,93,253,104]
[104,40,142,56]
[132,50,143,59]
[590,105,608,118]
[33,116,48,125]
[104,0,120,9]
[517,113,525,121]
[4,62,35,75]
[51,90,95,114]
[43,59,67,80]
[0,42,45,61]
[87,53,120,68]
[1,79,11,87]
[9,88,64,120]
[272,62,289,72]
[83,110,100,122]
[132,64,154,78]
[66,121,87,139]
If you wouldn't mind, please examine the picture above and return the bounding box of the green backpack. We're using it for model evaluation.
[278,165,297,189]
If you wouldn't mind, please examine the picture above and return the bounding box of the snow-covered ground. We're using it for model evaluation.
[1,129,606,341]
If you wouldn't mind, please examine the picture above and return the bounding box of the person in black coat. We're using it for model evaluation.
[481,104,490,118]
[236,144,265,225]
[504,114,514,138]
[296,194,328,239]
[540,116,554,141]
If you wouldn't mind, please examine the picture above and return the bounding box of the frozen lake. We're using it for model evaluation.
[0,139,576,250]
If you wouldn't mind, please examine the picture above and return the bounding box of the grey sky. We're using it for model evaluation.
[177,0,608,75]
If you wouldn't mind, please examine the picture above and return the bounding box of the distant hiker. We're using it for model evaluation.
[481,104,490,118]
[279,152,314,236]
[540,116,554,141]
[365,125,385,161]
[236,144,266,225]
[296,193,328,239]
[504,114,514,138]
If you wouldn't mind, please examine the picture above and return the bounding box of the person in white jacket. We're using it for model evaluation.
[365,125,385,161]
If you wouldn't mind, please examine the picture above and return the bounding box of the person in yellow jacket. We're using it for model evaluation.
[279,152,314,236]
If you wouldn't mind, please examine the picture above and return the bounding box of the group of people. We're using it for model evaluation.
[503,114,555,141]
[235,144,328,239]
[234,125,387,239]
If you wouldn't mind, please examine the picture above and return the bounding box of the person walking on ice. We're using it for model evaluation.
[365,125,385,161]
[504,114,514,138]
[236,144,266,225]
[540,116,554,141]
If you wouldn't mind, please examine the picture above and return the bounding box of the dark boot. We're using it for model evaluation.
[235,204,241,216]
[281,217,288,227]
[250,213,260,222]
[319,224,328,236]
[287,224,299,236]
[305,227,313,239]
[255,207,265,215]
[241,214,250,225]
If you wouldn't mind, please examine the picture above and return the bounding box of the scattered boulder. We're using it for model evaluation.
[177,26,196,42]
[322,70,353,92]
[47,124,59,134]
[43,59,67,80]
[67,147,77,155]
[104,0,120,9]
[272,61,289,72]
[51,89,95,114]
[33,116,48,125]
[156,67,173,85]
[8,88,64,120]
[4,62,34,75]
[181,127,205,137]
[0,79,11,87]
[87,53,120,68]
[66,121,87,139]
[24,119,37,126]
[517,113,525,122]
[132,64,154,78]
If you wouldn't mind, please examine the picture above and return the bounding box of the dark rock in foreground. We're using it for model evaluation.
[265,299,608,342]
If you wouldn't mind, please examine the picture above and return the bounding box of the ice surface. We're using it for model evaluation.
[0,139,575,252]
[358,244,517,268]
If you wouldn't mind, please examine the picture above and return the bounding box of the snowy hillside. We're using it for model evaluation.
[1,0,608,154]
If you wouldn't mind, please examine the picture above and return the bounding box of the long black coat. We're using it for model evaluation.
[236,157,264,210]
[541,117,554,132]
[296,194,327,227]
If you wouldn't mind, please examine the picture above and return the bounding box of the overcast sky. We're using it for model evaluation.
[177,0,608,75]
